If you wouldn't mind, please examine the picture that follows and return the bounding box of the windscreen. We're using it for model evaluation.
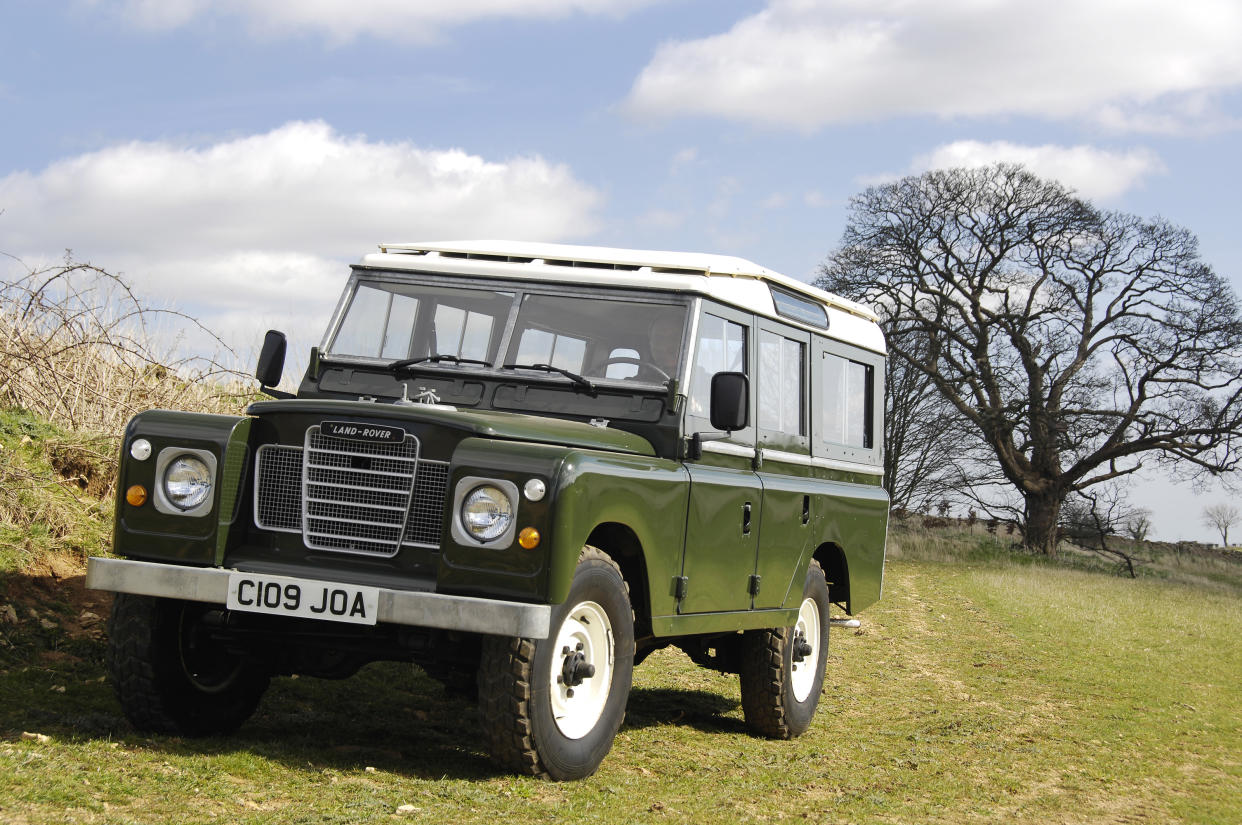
[327,282,514,362]
[507,295,687,384]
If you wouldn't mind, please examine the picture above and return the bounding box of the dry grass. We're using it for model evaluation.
[0,258,253,569]
[0,258,250,434]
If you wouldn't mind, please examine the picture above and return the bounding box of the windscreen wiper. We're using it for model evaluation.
[387,354,492,372]
[501,363,597,396]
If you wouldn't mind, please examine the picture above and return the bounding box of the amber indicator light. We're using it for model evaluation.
[518,527,540,549]
[125,485,148,507]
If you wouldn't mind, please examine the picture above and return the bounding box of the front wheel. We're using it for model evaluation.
[106,594,270,737]
[477,547,635,780]
[739,559,831,739]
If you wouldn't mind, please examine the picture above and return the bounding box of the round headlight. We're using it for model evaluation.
[461,484,514,542]
[163,455,213,511]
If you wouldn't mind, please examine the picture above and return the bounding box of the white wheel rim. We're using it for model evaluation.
[549,600,614,740]
[790,597,821,703]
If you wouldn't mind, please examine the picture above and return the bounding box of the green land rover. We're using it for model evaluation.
[87,240,889,780]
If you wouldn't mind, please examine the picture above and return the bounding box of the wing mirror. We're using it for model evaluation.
[687,372,750,460]
[256,330,290,398]
[709,371,749,432]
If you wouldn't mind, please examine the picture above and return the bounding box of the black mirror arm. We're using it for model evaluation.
[685,429,733,461]
[259,384,295,400]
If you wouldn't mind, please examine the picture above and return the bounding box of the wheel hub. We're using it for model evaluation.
[560,644,597,688]
[792,630,813,663]
[790,596,822,703]
[549,601,614,740]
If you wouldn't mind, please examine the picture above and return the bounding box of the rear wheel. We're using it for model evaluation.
[739,559,830,739]
[477,547,634,780]
[107,594,269,737]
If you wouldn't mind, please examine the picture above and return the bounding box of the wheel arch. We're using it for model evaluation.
[812,542,850,613]
[584,522,650,637]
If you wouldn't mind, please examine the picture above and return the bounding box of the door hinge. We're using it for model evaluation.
[672,576,689,600]
[748,574,762,596]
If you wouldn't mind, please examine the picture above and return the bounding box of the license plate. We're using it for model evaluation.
[226,572,380,625]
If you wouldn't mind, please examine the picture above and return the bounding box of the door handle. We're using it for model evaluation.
[742,502,752,535]
[802,495,811,525]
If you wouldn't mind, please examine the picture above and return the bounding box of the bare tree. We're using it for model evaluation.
[819,164,1242,555]
[1124,509,1152,546]
[877,321,970,511]
[1061,487,1141,578]
[1201,502,1240,548]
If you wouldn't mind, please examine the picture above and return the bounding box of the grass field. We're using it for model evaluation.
[2,537,1239,825]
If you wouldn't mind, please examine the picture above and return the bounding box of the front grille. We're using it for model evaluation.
[255,445,302,531]
[405,460,450,546]
[303,426,418,556]
[253,429,450,555]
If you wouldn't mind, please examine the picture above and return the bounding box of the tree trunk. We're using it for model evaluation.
[1024,493,1063,556]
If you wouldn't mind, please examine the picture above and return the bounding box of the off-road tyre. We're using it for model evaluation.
[477,546,635,780]
[739,559,830,739]
[107,593,270,737]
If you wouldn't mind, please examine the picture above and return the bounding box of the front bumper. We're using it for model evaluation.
[86,557,551,639]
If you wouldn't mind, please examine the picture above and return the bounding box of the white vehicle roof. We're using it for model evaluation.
[359,240,885,354]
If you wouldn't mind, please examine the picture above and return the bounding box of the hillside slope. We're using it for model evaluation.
[2,529,1239,824]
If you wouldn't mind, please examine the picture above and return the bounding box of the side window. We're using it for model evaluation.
[822,352,873,448]
[759,330,805,435]
[515,328,588,372]
[605,348,640,379]
[434,304,494,361]
[690,314,747,414]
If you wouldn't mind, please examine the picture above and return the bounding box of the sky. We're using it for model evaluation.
[2,0,1241,542]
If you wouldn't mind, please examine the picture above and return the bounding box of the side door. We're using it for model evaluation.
[678,304,763,614]
[752,320,816,609]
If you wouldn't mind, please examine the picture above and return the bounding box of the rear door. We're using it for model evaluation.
[752,320,816,609]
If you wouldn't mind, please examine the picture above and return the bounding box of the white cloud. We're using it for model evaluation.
[625,0,1242,133]
[803,190,830,208]
[96,0,661,43]
[670,147,699,174]
[0,120,600,360]
[910,141,1166,200]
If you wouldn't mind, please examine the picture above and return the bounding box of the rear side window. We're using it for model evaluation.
[759,330,804,435]
[822,352,872,448]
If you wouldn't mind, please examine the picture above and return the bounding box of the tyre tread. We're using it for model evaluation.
[476,546,631,778]
[106,593,268,737]
[107,594,182,734]
[738,559,828,740]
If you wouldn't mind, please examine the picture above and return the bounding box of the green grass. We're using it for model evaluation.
[3,547,1239,824]
[0,407,115,572]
